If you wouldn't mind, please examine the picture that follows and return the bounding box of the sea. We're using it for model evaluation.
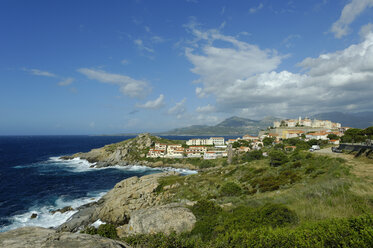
[0,135,200,232]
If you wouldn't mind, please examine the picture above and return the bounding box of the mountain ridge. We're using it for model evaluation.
[158,116,280,136]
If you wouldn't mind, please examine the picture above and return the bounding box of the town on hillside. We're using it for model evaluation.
[148,117,349,160]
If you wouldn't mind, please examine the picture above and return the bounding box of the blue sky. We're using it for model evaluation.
[1,0,373,135]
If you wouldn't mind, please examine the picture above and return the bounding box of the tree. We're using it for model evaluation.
[263,137,275,146]
[269,150,289,167]
[327,133,339,140]
[341,128,365,143]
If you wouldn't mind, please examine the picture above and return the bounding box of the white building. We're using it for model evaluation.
[187,152,202,158]
[306,132,328,140]
[210,137,225,146]
[155,143,167,150]
[147,149,166,158]
[186,137,224,146]
[242,135,258,141]
[204,152,217,160]
[186,146,207,153]
[186,138,213,146]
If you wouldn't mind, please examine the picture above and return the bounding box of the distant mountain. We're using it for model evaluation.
[159,116,281,136]
[311,111,373,129]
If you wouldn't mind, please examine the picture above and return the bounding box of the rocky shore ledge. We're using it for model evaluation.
[0,171,197,247]
[57,171,196,235]
[0,134,199,247]
[61,133,197,170]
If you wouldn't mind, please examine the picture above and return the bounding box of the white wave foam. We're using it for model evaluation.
[48,157,97,172]
[53,156,198,175]
[0,192,106,233]
[110,164,197,175]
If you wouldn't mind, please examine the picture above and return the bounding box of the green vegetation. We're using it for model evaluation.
[81,224,118,239]
[262,136,275,146]
[219,182,242,196]
[269,150,289,167]
[121,146,373,247]
[145,157,224,169]
[232,139,252,148]
[341,126,373,143]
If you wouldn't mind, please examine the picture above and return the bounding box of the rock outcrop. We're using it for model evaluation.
[61,133,197,170]
[96,172,174,224]
[124,204,196,236]
[0,227,130,248]
[58,172,180,232]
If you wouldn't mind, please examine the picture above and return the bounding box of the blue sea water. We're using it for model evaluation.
[0,135,198,232]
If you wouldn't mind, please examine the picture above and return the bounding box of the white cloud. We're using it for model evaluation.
[134,39,154,53]
[137,94,165,109]
[24,68,56,77]
[185,22,373,118]
[331,0,373,38]
[77,68,150,98]
[282,34,301,48]
[249,3,264,14]
[168,98,186,115]
[121,59,129,65]
[151,36,165,43]
[196,104,216,113]
[359,23,373,38]
[195,87,206,98]
[58,78,74,86]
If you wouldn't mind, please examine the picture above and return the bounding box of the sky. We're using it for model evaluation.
[1,0,373,135]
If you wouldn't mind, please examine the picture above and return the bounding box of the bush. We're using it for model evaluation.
[259,204,298,227]
[198,160,215,169]
[191,199,222,220]
[213,215,373,248]
[251,170,300,192]
[220,182,242,197]
[243,150,263,162]
[97,224,118,239]
[269,150,289,167]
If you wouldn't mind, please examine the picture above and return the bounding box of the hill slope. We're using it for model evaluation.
[160,116,281,136]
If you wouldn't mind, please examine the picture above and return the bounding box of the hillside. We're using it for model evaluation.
[120,147,373,247]
[160,116,281,136]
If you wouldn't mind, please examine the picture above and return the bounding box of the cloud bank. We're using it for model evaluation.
[137,94,165,109]
[78,68,150,98]
[331,0,373,38]
[185,23,373,118]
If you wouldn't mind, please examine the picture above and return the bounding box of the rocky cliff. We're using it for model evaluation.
[62,133,196,170]
[57,171,196,237]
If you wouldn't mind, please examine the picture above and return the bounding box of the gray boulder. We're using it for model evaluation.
[0,226,130,248]
[124,204,196,236]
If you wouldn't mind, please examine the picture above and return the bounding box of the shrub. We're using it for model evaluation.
[220,182,242,197]
[191,199,222,220]
[213,215,373,248]
[97,224,118,239]
[269,150,289,167]
[198,160,215,169]
[258,204,298,227]
[251,170,300,192]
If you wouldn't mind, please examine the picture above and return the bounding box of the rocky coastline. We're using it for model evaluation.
[61,133,198,171]
[0,134,199,247]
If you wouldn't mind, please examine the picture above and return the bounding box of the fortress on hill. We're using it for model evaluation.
[273,117,341,129]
